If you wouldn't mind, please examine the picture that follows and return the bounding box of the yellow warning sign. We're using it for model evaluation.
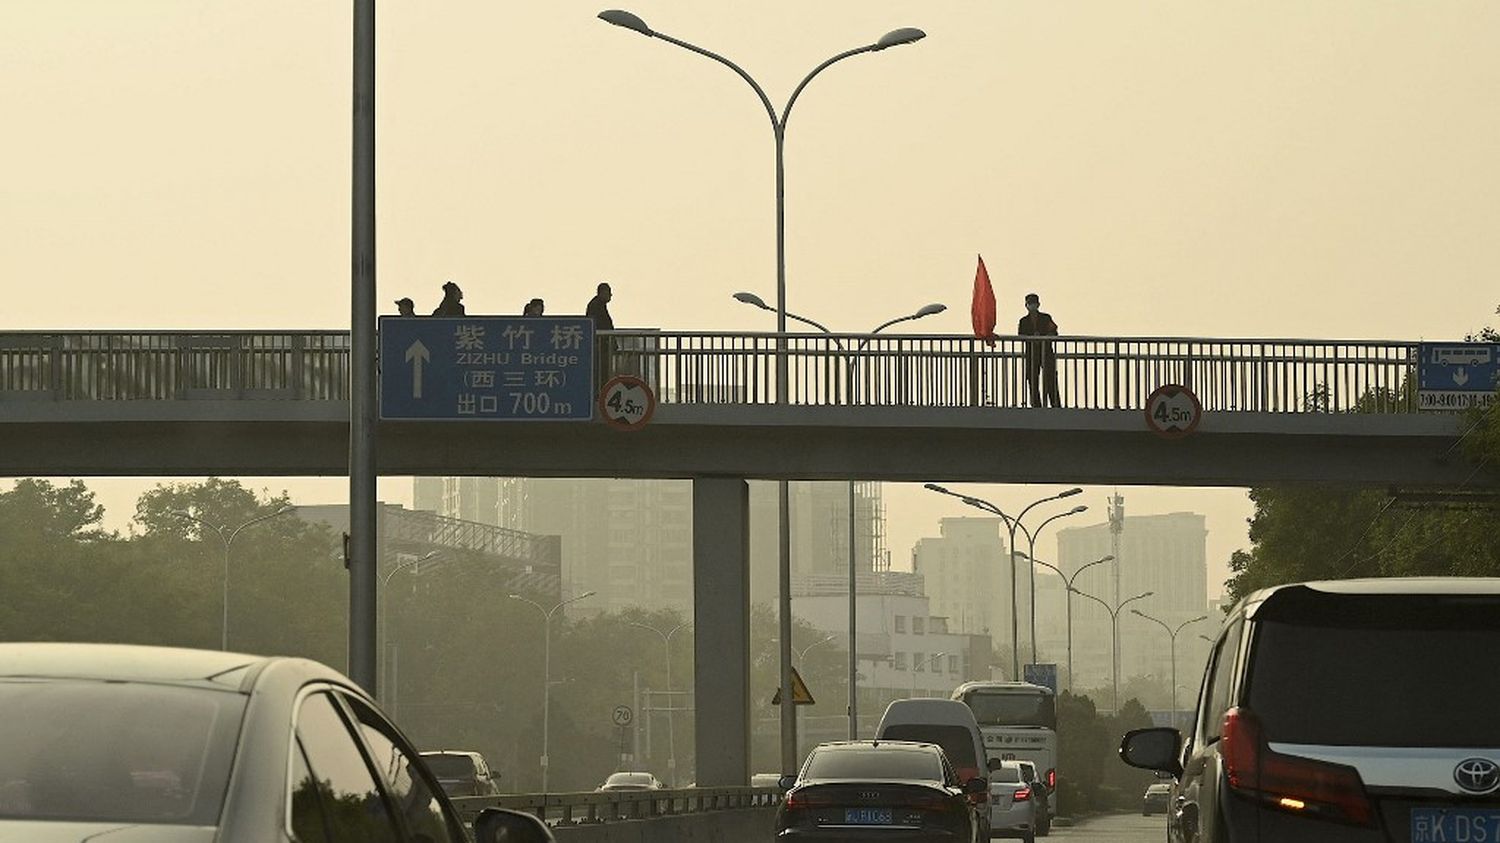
[770,667,816,706]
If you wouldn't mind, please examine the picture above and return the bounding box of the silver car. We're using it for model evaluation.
[988,760,1036,842]
[0,642,470,841]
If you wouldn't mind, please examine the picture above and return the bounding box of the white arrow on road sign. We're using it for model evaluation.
[405,340,430,399]
[1454,368,1470,387]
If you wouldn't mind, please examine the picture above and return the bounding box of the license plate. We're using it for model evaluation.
[845,808,893,825]
[1412,808,1500,842]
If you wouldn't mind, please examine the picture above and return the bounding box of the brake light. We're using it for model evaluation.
[783,791,830,810]
[1221,707,1373,827]
[1046,769,1056,789]
[1014,787,1031,801]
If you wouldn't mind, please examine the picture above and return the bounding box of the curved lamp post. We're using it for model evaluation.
[1070,589,1153,713]
[603,10,923,774]
[923,484,1083,679]
[911,651,948,696]
[1132,610,1209,717]
[510,591,596,791]
[378,550,441,711]
[171,506,294,651]
[736,294,944,740]
[1020,553,1113,692]
[630,621,692,786]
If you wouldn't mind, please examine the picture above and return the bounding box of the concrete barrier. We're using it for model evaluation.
[551,807,776,843]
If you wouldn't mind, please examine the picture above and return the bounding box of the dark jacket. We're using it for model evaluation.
[1017,312,1058,337]
[586,295,614,331]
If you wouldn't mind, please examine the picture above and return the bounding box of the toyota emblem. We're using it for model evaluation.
[1454,758,1500,794]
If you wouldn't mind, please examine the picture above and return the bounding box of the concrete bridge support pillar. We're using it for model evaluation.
[692,477,752,787]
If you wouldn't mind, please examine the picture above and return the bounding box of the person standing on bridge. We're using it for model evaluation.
[394,297,416,317]
[1019,292,1061,407]
[432,281,465,317]
[523,298,546,317]
[586,282,614,331]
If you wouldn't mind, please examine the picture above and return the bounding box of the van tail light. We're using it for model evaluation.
[1221,707,1374,827]
[1014,787,1032,802]
[1046,769,1056,789]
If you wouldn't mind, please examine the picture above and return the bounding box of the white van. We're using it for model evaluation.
[875,699,989,787]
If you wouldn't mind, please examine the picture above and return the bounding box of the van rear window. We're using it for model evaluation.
[878,725,977,769]
[1247,597,1500,747]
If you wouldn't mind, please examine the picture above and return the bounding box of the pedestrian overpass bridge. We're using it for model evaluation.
[0,329,1473,487]
[2,328,1484,790]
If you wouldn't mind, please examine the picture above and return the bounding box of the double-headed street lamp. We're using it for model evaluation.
[1070,588,1153,713]
[1019,553,1114,693]
[602,9,924,775]
[923,484,1084,680]
[171,506,295,651]
[736,293,944,740]
[1132,609,1208,717]
[379,550,441,712]
[630,621,691,787]
[510,591,596,792]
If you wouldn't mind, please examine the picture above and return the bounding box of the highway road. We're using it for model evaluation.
[1049,812,1167,842]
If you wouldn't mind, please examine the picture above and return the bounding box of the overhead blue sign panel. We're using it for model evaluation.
[1023,663,1058,694]
[1417,343,1500,412]
[379,317,594,420]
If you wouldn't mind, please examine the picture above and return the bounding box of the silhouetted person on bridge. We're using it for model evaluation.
[523,298,546,316]
[1019,292,1061,407]
[394,297,416,317]
[586,282,614,331]
[432,281,465,317]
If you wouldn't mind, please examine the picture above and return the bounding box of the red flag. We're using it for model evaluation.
[971,254,997,345]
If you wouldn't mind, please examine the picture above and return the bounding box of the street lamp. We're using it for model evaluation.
[171,506,295,651]
[1130,609,1209,718]
[924,484,1083,679]
[379,550,441,711]
[1020,553,1113,693]
[736,295,944,740]
[510,591,596,792]
[1069,588,1153,713]
[630,621,691,786]
[604,10,924,775]
[911,651,948,696]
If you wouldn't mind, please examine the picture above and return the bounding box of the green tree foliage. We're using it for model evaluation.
[1055,691,1159,814]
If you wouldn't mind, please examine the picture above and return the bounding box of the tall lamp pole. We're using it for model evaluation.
[735,293,944,740]
[1070,588,1153,713]
[172,506,294,651]
[510,591,596,792]
[1131,610,1207,717]
[378,550,441,711]
[630,621,692,786]
[923,484,1083,680]
[602,11,924,775]
[1020,553,1113,692]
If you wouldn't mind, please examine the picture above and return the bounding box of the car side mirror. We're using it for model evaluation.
[986,757,1002,773]
[777,774,797,791]
[964,777,988,795]
[1119,727,1184,778]
[474,808,553,843]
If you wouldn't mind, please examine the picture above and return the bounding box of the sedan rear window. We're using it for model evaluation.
[0,680,245,825]
[423,755,478,778]
[803,747,942,782]
[1247,595,1500,747]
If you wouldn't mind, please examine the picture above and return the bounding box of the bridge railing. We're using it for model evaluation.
[0,330,1419,413]
[447,786,781,827]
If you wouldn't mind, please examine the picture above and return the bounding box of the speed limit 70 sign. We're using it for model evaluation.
[1145,384,1202,438]
[598,375,657,431]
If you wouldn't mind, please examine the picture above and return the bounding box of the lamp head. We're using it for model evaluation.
[1099,555,1115,563]
[579,590,598,599]
[913,303,946,319]
[598,9,653,36]
[1070,505,1088,514]
[733,291,771,310]
[1059,487,1083,498]
[507,593,523,600]
[874,27,926,50]
[923,482,950,494]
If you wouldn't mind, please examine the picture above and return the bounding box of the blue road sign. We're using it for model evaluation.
[379,317,594,420]
[1023,663,1058,694]
[1418,343,1500,411]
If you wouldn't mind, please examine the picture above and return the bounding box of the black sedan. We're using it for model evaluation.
[775,740,985,842]
[0,642,470,842]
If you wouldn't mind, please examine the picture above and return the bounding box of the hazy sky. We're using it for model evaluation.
[6,2,1499,597]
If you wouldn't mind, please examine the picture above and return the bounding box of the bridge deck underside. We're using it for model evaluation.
[0,403,1475,487]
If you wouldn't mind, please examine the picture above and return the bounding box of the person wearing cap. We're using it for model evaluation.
[522,298,545,317]
[394,298,416,317]
[1018,292,1061,407]
[432,281,465,317]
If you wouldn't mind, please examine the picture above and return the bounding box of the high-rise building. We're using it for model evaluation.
[1056,508,1208,693]
[910,517,1009,638]
[753,481,888,605]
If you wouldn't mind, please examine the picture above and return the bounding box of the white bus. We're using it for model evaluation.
[952,681,1059,821]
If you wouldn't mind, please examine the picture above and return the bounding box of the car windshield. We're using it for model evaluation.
[0,680,245,825]
[1248,594,1500,747]
[606,773,654,786]
[878,724,977,770]
[960,691,1057,728]
[804,747,942,782]
[423,755,478,778]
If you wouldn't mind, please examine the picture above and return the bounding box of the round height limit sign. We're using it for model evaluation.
[599,375,656,431]
[1145,384,1202,438]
